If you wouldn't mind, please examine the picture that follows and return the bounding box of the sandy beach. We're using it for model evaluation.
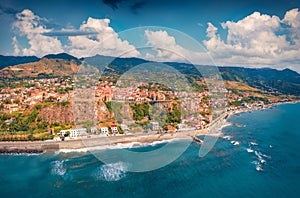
[0,127,220,153]
[0,101,295,154]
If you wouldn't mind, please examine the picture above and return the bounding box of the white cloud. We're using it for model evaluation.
[67,17,140,58]
[144,30,212,64]
[13,9,64,57]
[12,9,139,58]
[11,8,300,71]
[283,8,300,28]
[203,9,300,70]
[12,36,20,55]
[144,30,186,62]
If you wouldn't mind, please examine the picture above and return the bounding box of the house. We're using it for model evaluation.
[57,128,87,138]
[177,123,187,130]
[91,127,98,133]
[110,125,118,133]
[100,127,109,134]
[120,124,129,131]
[150,122,160,131]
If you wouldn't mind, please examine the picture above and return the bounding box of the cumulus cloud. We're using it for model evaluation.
[11,8,300,71]
[12,9,64,57]
[144,30,185,62]
[42,29,99,37]
[144,30,212,64]
[67,17,140,58]
[283,8,300,28]
[12,9,139,58]
[203,9,300,70]
[12,36,20,55]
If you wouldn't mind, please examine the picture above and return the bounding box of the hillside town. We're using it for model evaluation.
[0,74,291,141]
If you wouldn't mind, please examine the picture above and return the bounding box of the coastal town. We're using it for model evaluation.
[0,72,291,143]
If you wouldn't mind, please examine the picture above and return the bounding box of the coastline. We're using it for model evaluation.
[0,100,298,154]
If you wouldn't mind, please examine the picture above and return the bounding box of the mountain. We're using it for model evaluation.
[219,67,300,95]
[43,53,80,64]
[0,57,80,78]
[84,56,300,96]
[82,55,148,73]
[0,55,39,70]
[1,53,300,96]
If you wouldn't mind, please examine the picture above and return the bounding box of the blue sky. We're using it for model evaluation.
[1,0,300,71]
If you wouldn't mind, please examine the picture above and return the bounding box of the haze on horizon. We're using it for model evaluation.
[0,0,300,72]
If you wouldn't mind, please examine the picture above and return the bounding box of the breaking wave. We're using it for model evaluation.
[93,162,129,181]
[51,160,67,176]
[58,139,180,153]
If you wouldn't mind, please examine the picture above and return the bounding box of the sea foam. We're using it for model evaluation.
[93,162,129,181]
[57,138,180,153]
[51,160,67,176]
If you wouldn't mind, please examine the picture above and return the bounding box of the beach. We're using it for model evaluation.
[0,127,220,153]
[0,101,294,154]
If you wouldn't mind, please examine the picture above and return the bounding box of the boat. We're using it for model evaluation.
[192,136,203,144]
[250,142,258,146]
[256,165,264,171]
[231,140,240,145]
[247,148,254,153]
[223,135,232,140]
[260,159,266,164]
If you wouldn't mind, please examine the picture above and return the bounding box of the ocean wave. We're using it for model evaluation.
[258,151,271,159]
[93,162,129,181]
[51,160,67,176]
[217,123,232,132]
[57,139,181,153]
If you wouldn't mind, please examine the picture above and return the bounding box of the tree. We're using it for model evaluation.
[64,131,70,137]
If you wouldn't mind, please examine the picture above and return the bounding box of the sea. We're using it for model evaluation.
[0,102,300,198]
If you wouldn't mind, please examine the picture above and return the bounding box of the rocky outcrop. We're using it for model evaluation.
[38,105,74,124]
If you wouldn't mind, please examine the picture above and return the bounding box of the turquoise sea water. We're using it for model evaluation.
[1,103,300,198]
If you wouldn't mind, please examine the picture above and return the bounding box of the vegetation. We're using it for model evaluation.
[130,103,150,121]
[166,103,181,124]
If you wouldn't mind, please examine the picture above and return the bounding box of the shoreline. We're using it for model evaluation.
[0,100,298,154]
[0,129,213,154]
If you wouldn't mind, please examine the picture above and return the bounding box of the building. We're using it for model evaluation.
[150,122,160,131]
[110,125,118,133]
[91,127,98,133]
[57,128,87,138]
[120,124,129,131]
[177,123,187,130]
[100,127,109,133]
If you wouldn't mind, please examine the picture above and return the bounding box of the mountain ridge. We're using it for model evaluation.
[1,53,300,95]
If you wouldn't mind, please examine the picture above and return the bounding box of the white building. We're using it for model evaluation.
[120,124,129,131]
[57,128,87,138]
[177,123,187,130]
[111,125,118,133]
[100,127,109,133]
[91,127,98,133]
[150,122,160,131]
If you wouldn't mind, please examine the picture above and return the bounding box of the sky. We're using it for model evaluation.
[1,0,300,71]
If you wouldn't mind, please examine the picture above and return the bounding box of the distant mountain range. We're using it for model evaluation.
[1,53,300,96]
[0,55,39,70]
